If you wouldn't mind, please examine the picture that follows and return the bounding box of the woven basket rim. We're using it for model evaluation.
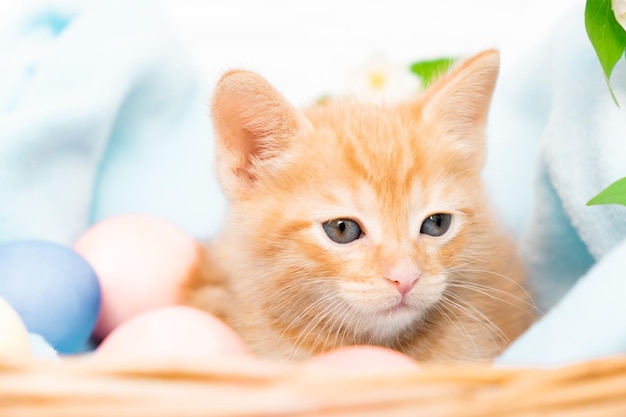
[2,355,626,417]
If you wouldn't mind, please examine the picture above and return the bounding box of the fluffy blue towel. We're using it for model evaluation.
[494,6,626,365]
[29,332,59,360]
[0,0,225,246]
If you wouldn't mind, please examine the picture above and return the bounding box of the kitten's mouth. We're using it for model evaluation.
[382,299,411,315]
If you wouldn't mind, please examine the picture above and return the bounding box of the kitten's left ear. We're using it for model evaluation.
[419,49,500,168]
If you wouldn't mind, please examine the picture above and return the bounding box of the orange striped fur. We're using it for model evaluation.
[183,50,535,363]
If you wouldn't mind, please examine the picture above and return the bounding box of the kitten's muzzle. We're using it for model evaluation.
[384,266,421,296]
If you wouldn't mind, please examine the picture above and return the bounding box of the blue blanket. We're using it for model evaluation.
[494,7,626,365]
[1,1,625,365]
[0,0,225,246]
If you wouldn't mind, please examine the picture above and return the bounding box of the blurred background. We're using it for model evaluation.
[0,0,584,106]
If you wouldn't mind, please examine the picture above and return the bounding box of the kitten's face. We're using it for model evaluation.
[211,50,500,351]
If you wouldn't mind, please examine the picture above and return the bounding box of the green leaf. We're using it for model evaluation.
[585,0,626,104]
[587,176,626,206]
[410,57,456,88]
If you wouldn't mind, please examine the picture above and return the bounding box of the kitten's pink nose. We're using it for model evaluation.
[384,267,420,296]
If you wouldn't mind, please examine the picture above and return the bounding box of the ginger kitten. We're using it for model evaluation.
[183,50,535,363]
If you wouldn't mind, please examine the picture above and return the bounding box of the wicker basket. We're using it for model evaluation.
[2,355,626,416]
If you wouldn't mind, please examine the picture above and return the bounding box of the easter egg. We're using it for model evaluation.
[74,215,201,340]
[307,346,419,371]
[0,241,100,354]
[95,306,250,360]
[0,296,31,358]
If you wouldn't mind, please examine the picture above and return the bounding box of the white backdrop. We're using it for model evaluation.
[0,0,586,104]
[157,0,583,105]
[0,0,585,106]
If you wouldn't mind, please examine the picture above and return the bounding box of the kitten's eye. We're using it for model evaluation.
[323,219,362,244]
[420,214,452,237]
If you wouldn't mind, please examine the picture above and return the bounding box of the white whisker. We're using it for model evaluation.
[289,298,345,359]
[441,292,510,347]
[431,303,477,356]
[276,292,338,348]
[446,280,541,316]
[446,266,536,309]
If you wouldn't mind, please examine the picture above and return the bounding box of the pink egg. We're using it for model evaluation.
[307,346,419,371]
[95,306,250,360]
[74,215,201,340]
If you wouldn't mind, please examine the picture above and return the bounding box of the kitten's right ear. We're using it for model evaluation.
[211,70,305,199]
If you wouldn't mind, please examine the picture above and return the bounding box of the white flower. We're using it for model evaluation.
[613,0,626,30]
[344,55,422,103]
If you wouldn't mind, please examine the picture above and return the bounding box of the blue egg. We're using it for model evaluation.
[0,241,101,354]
